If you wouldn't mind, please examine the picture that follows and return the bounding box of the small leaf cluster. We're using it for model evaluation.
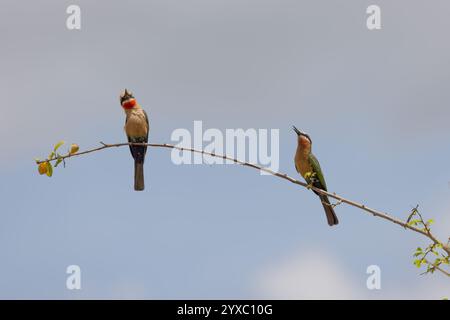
[35,141,79,177]
[406,206,450,275]
[413,243,449,275]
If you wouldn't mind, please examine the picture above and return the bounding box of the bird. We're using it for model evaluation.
[120,89,149,191]
[293,126,339,226]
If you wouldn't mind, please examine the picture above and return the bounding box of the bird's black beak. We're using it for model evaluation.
[292,125,301,136]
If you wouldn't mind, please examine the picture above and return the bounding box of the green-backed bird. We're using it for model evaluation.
[120,89,149,191]
[293,126,338,226]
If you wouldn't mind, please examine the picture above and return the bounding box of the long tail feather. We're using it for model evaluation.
[319,195,339,226]
[134,161,145,191]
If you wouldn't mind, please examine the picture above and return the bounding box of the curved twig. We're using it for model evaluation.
[37,141,450,272]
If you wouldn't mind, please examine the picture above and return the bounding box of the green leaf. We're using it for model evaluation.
[48,151,55,160]
[46,161,53,177]
[54,140,65,152]
[413,247,423,257]
[408,219,420,226]
[54,157,63,168]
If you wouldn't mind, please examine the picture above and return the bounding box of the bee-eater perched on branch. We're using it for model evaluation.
[293,126,339,226]
[120,89,149,191]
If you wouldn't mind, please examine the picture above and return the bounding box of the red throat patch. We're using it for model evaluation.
[122,99,137,109]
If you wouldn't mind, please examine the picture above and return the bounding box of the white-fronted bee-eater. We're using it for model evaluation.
[120,89,149,191]
[293,126,339,226]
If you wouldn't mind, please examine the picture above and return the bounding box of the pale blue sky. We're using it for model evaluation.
[0,0,449,298]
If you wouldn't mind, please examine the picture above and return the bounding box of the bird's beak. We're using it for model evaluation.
[292,125,301,136]
[124,88,129,96]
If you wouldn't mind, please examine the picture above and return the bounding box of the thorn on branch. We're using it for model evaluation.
[331,199,343,209]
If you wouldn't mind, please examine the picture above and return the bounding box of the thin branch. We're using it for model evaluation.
[37,142,450,267]
[434,265,450,277]
[422,259,450,277]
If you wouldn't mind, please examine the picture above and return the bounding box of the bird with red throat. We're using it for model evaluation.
[120,89,149,191]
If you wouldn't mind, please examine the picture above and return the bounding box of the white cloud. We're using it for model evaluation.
[253,250,365,299]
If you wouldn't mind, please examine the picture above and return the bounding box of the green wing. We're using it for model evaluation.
[143,109,149,141]
[308,153,327,191]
